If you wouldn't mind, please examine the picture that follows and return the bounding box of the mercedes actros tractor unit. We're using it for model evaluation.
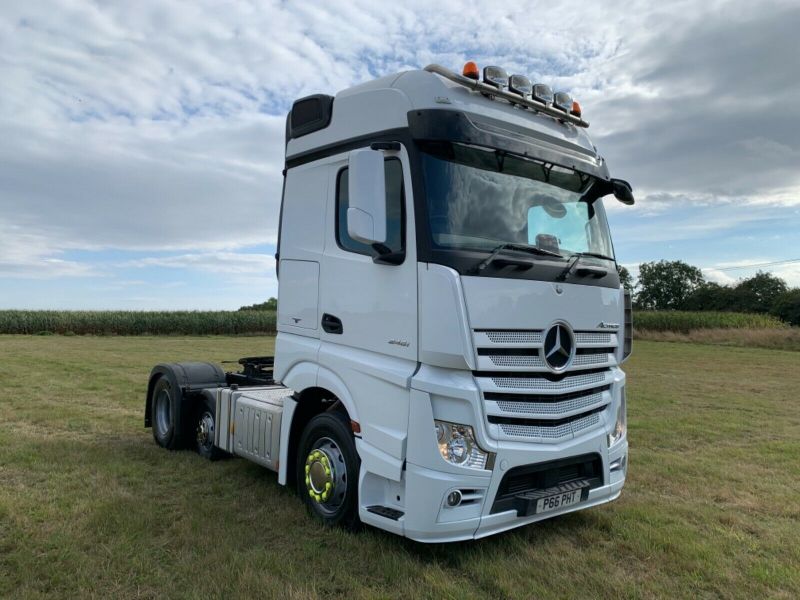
[144,62,635,542]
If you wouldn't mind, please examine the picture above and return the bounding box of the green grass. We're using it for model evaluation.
[0,310,276,335]
[634,310,786,333]
[1,336,798,599]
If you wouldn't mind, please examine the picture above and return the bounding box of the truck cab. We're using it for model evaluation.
[146,63,633,542]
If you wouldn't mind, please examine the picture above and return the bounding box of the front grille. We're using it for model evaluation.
[474,327,619,442]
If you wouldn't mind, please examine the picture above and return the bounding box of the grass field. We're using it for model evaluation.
[1,336,799,599]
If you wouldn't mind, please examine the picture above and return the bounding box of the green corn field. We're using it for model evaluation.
[633,310,786,333]
[0,310,277,335]
[0,309,792,336]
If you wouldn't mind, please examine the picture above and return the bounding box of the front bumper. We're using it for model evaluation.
[402,434,628,543]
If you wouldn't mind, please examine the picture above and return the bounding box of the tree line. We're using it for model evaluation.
[618,261,800,326]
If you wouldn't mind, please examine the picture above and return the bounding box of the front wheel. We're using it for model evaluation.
[296,411,361,529]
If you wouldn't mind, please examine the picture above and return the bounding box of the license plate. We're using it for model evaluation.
[536,488,584,514]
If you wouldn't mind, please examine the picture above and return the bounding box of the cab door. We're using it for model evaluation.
[319,145,417,363]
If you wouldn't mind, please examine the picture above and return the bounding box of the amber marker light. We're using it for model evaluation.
[462,61,480,80]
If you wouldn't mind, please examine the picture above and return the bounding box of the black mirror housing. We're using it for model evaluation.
[612,179,635,205]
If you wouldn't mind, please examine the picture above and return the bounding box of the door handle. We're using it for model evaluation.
[321,313,343,334]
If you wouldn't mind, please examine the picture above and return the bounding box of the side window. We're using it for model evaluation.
[336,158,405,256]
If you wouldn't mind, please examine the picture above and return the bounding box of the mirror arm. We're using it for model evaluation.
[371,243,405,266]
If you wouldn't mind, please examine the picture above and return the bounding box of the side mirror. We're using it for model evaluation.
[612,179,635,205]
[347,148,386,244]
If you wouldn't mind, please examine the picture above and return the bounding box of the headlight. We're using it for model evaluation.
[434,420,489,470]
[608,389,627,447]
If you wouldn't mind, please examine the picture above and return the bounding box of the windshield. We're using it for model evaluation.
[421,142,615,260]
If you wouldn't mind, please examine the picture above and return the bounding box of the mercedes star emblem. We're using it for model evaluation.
[543,323,575,371]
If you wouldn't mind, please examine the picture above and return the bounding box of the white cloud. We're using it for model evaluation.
[0,221,97,278]
[701,269,738,285]
[0,0,798,307]
[125,251,275,276]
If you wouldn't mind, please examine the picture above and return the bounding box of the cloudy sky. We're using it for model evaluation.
[1,0,798,309]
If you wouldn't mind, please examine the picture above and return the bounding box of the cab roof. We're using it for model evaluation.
[285,67,605,177]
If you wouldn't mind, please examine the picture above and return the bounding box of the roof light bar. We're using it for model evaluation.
[423,64,589,127]
[483,65,508,89]
[532,83,554,105]
[508,74,532,97]
[553,91,572,113]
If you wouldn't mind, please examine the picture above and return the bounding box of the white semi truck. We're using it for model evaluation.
[145,62,634,542]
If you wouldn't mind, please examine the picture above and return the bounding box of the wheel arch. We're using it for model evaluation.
[144,362,226,429]
[284,385,355,489]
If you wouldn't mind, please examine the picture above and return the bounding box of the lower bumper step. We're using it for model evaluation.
[366,505,404,521]
[513,478,594,517]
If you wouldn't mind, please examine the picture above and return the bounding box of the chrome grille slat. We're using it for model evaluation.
[575,332,613,345]
[497,412,601,439]
[492,390,607,417]
[482,331,543,344]
[490,371,606,391]
[573,353,611,367]
[488,355,545,368]
[499,422,571,439]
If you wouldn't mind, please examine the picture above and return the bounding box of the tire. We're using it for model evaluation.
[194,395,223,461]
[151,375,183,449]
[296,411,361,529]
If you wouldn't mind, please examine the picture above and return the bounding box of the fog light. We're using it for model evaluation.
[446,490,463,507]
[610,454,627,472]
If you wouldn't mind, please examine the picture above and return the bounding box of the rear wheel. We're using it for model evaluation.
[195,396,223,461]
[151,376,181,449]
[297,411,360,529]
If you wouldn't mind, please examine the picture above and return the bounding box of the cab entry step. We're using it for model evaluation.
[367,505,405,521]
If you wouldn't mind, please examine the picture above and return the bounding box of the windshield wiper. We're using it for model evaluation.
[557,252,614,281]
[474,243,562,274]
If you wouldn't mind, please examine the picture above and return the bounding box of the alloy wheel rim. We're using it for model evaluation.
[155,388,171,435]
[304,437,347,514]
[197,411,214,451]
